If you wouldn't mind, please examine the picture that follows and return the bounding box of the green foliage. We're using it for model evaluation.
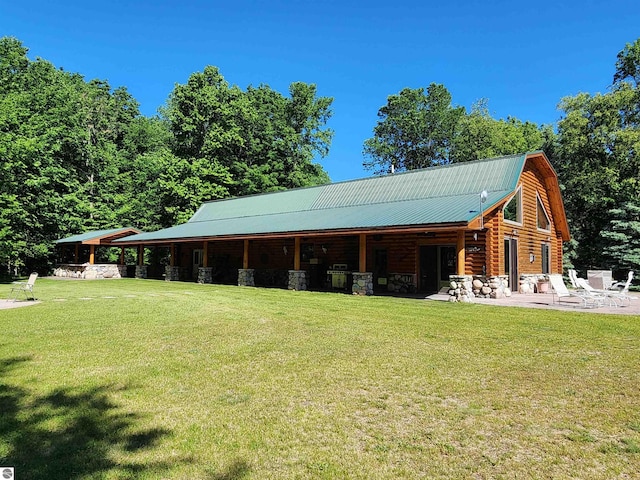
[614,38,640,87]
[363,89,549,174]
[363,84,464,174]
[450,99,552,162]
[555,38,640,272]
[0,39,334,274]
[164,66,332,197]
[601,202,640,273]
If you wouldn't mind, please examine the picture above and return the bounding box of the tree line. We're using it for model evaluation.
[0,37,332,274]
[364,38,640,277]
[1,36,638,277]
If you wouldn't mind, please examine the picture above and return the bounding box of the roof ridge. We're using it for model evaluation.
[196,153,528,207]
[187,188,514,225]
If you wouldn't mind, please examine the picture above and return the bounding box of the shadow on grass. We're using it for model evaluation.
[210,459,252,480]
[0,356,181,479]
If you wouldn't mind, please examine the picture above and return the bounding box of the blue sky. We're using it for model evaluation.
[2,0,639,181]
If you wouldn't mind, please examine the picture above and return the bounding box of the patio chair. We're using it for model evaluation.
[575,277,619,307]
[10,273,38,302]
[588,271,636,306]
[567,269,580,288]
[548,274,604,308]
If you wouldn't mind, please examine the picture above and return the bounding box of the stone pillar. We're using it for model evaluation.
[198,267,213,284]
[165,265,181,282]
[238,268,255,287]
[352,272,373,295]
[288,270,307,291]
[135,265,147,279]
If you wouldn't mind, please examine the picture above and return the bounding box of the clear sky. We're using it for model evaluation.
[2,0,639,182]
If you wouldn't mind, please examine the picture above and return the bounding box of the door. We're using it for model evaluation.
[420,246,457,293]
[504,238,518,291]
[420,246,438,292]
[193,249,204,280]
[373,248,388,291]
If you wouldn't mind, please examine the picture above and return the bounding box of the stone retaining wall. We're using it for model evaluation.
[54,264,127,279]
[519,274,549,293]
[448,275,511,302]
[165,266,187,282]
[387,273,417,293]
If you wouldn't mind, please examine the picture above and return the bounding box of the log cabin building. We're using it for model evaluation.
[55,152,570,298]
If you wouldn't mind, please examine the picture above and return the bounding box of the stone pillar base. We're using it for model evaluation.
[238,268,255,287]
[135,265,147,279]
[288,270,307,291]
[165,265,181,281]
[352,272,373,295]
[198,267,213,284]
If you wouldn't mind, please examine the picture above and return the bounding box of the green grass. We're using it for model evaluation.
[2,278,640,479]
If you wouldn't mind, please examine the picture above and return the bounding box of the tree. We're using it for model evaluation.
[362,88,550,175]
[0,37,152,273]
[363,84,464,174]
[555,37,640,272]
[614,38,640,87]
[601,202,640,272]
[450,99,551,163]
[164,66,332,198]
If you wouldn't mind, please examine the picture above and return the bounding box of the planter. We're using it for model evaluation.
[537,281,549,293]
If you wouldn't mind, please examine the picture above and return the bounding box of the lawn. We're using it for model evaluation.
[1,278,639,479]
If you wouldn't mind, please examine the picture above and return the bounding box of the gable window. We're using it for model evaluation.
[503,187,522,224]
[536,194,551,231]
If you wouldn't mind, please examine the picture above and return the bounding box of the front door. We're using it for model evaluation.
[420,246,456,293]
[373,248,388,292]
[504,238,518,291]
[193,249,204,280]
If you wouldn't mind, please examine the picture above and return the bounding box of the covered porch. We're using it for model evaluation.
[53,228,142,279]
[115,225,495,296]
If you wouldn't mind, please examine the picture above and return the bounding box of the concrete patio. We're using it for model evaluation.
[426,291,640,315]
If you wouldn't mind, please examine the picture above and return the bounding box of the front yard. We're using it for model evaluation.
[1,278,639,479]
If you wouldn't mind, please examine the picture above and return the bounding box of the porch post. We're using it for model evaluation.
[238,239,254,287]
[352,233,373,295]
[294,237,301,271]
[359,233,367,272]
[120,247,125,265]
[170,243,175,267]
[74,244,79,263]
[135,245,147,279]
[203,241,208,267]
[89,245,95,265]
[456,230,465,276]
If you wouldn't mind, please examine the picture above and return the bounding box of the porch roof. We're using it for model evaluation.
[55,227,142,245]
[115,154,531,244]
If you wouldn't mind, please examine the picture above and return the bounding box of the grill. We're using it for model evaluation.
[327,264,350,289]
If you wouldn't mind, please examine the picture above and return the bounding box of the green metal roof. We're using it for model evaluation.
[55,227,141,244]
[115,154,527,243]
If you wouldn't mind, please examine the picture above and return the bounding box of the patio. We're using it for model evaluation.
[427,291,640,315]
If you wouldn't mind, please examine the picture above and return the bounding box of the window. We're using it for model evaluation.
[503,187,522,224]
[541,243,551,274]
[537,194,551,231]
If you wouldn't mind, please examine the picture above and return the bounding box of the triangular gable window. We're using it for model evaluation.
[503,187,522,224]
[537,194,551,231]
